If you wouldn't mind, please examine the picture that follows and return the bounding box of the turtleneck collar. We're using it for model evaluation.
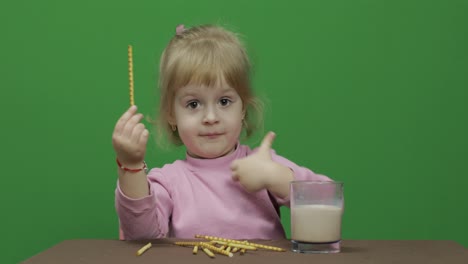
[185,142,244,170]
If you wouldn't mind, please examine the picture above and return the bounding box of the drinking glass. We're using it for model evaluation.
[290,181,344,253]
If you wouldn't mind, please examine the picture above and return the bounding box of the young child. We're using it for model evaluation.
[112,24,332,240]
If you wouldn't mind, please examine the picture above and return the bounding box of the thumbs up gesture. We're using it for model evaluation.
[231,132,292,193]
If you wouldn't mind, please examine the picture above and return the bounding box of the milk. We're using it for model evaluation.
[291,204,343,243]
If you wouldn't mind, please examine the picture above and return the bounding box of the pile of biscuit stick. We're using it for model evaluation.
[136,234,287,258]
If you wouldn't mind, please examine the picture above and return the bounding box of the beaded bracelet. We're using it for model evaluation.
[116,158,147,173]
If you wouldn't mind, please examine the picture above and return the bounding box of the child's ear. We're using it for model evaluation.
[166,112,176,126]
[167,116,175,125]
[242,104,247,120]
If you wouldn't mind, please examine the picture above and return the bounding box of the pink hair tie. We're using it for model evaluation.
[176,24,185,36]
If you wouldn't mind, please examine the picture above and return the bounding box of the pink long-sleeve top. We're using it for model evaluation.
[115,144,331,240]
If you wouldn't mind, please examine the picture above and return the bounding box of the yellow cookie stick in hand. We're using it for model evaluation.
[128,45,135,106]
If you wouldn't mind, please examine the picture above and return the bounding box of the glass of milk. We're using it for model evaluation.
[290,181,344,253]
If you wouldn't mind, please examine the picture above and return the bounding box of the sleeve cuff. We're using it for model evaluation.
[116,179,155,213]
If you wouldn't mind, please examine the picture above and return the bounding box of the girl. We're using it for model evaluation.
[112,24,331,240]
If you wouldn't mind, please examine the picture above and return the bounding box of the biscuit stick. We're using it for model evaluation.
[195,235,286,252]
[136,242,152,256]
[128,45,135,106]
[199,242,234,257]
[202,247,215,258]
[174,241,201,247]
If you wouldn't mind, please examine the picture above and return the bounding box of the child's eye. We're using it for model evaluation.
[219,98,231,106]
[187,101,199,109]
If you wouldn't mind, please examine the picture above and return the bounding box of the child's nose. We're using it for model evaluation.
[202,106,219,124]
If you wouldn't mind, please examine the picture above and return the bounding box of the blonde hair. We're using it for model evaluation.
[156,24,263,146]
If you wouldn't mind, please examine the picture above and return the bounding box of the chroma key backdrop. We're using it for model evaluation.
[1,0,467,263]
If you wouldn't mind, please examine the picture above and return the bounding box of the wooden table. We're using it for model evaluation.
[22,239,467,263]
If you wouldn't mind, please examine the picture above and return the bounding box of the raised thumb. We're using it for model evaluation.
[259,131,275,153]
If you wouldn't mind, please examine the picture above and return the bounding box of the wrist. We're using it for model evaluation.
[116,158,148,173]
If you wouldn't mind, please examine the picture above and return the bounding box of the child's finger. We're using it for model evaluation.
[258,131,276,154]
[231,171,239,181]
[138,129,149,149]
[131,123,145,143]
[122,113,144,138]
[114,105,138,135]
[231,160,240,181]
[230,160,239,171]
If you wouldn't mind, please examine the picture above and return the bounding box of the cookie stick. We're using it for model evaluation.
[199,242,234,257]
[195,235,286,252]
[128,45,135,106]
[136,242,152,256]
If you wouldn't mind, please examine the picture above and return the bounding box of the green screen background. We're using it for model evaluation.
[2,0,467,262]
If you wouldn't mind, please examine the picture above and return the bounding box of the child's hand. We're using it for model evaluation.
[231,132,290,193]
[112,106,149,168]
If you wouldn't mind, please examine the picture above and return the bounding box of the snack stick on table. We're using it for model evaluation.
[136,242,152,256]
[195,235,286,252]
[228,243,257,250]
[174,241,201,247]
[202,247,215,258]
[246,242,287,252]
[199,242,234,257]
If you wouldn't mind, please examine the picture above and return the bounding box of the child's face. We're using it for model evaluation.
[172,82,245,159]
